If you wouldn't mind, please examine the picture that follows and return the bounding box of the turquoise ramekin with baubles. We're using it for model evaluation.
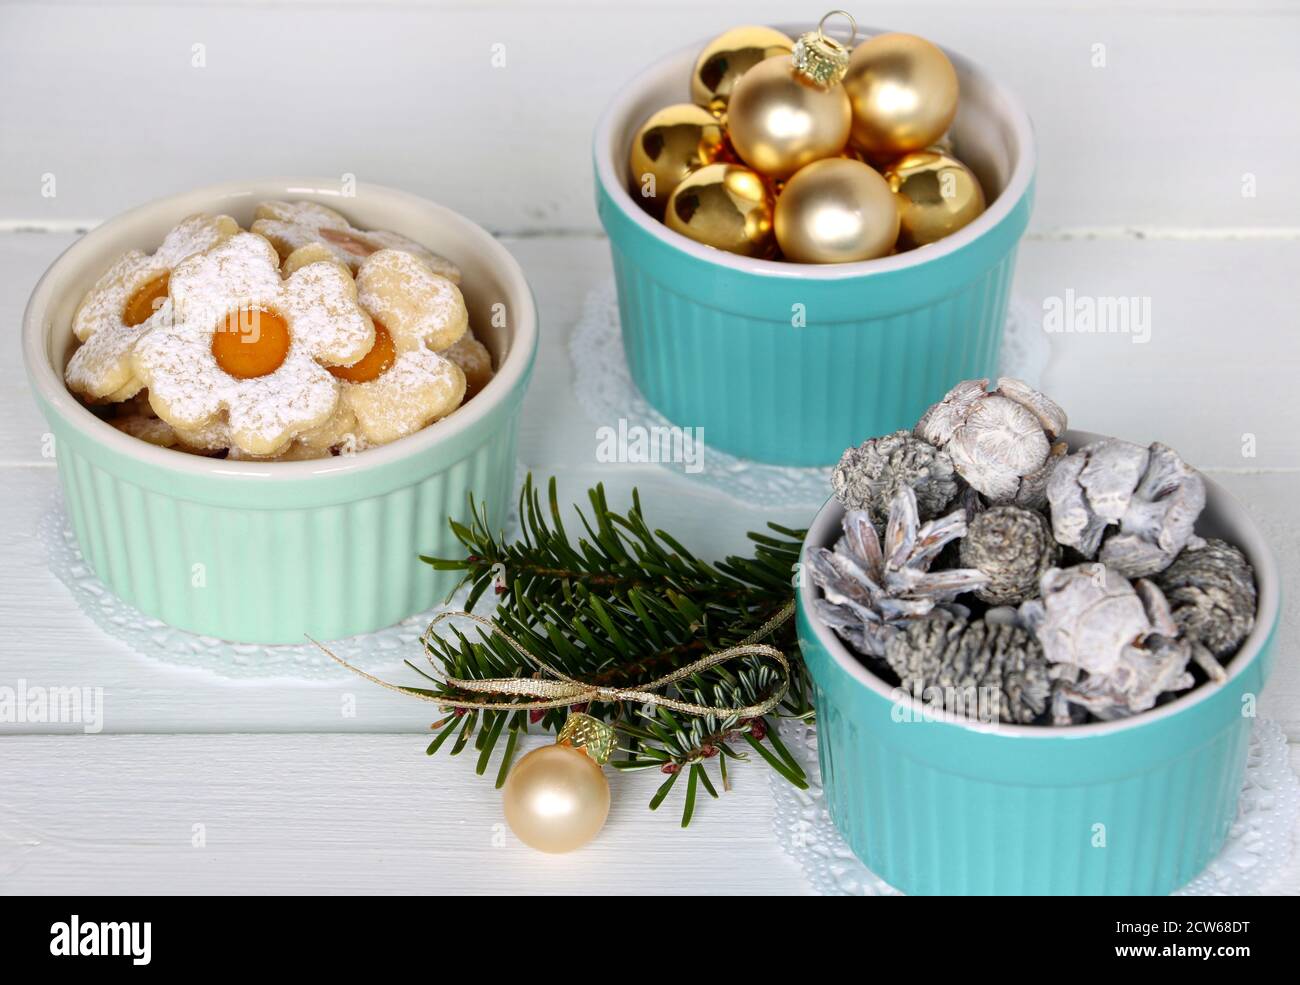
[796,379,1279,895]
[594,20,1035,466]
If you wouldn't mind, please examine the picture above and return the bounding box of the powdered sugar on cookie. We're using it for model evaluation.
[356,249,468,352]
[342,348,466,445]
[65,214,239,400]
[338,248,473,444]
[70,203,487,462]
[131,232,375,456]
[442,328,495,400]
[112,408,231,454]
[72,213,240,344]
[251,200,461,283]
[66,300,169,402]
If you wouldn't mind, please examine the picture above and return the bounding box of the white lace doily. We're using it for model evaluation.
[769,717,1300,896]
[40,488,515,680]
[570,280,1048,509]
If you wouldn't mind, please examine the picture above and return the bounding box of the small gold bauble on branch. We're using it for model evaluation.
[843,32,959,160]
[775,158,898,263]
[502,713,613,854]
[628,103,728,215]
[313,594,796,854]
[665,162,776,257]
[690,25,795,117]
[883,149,986,249]
[726,55,851,180]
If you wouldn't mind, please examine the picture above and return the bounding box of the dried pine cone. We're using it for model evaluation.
[1019,563,1179,676]
[915,378,1067,508]
[832,430,958,524]
[884,616,1052,724]
[809,486,986,658]
[1046,438,1205,577]
[1153,539,1257,657]
[959,506,1059,605]
[1016,562,1221,722]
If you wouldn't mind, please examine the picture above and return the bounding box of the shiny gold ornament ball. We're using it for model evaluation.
[775,158,899,263]
[843,33,959,160]
[883,150,986,249]
[691,25,794,116]
[726,55,851,181]
[628,103,728,215]
[665,162,775,257]
[502,743,611,853]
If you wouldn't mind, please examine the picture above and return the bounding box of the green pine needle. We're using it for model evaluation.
[416,474,812,826]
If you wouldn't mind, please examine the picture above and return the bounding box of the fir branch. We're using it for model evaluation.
[417,475,812,825]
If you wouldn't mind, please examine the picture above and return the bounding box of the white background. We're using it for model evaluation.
[1,0,1297,894]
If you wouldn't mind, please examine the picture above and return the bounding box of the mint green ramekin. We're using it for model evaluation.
[796,433,1280,895]
[595,25,1035,467]
[24,178,537,644]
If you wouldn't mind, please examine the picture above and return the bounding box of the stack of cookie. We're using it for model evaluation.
[64,202,495,461]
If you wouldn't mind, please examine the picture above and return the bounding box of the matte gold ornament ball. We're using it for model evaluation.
[628,103,728,214]
[502,742,611,853]
[775,158,899,263]
[726,55,851,181]
[843,33,959,160]
[883,150,986,249]
[665,162,775,257]
[691,25,794,116]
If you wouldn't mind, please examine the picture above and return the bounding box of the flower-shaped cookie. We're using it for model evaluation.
[65,213,239,401]
[112,411,231,455]
[443,329,495,401]
[281,242,347,277]
[336,249,470,445]
[131,232,375,457]
[338,348,465,446]
[251,200,461,283]
[355,248,467,351]
[109,392,232,454]
[230,402,361,461]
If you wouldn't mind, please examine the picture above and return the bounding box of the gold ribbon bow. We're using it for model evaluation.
[310,600,794,720]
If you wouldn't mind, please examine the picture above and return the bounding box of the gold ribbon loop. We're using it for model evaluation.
[310,600,794,721]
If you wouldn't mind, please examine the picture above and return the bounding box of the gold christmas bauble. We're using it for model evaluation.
[883,150,986,249]
[665,162,775,257]
[690,25,794,116]
[628,103,728,215]
[726,55,851,181]
[843,33,959,160]
[774,158,899,263]
[502,742,610,854]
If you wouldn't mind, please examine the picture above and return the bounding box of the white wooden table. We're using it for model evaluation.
[2,0,1297,895]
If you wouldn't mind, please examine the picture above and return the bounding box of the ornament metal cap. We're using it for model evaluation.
[792,10,856,88]
[558,712,616,765]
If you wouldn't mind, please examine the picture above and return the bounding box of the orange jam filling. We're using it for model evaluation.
[330,322,395,383]
[212,307,291,379]
[123,272,171,327]
[319,226,377,259]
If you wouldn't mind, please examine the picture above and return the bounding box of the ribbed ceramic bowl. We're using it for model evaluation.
[24,178,538,644]
[796,432,1280,895]
[594,25,1035,466]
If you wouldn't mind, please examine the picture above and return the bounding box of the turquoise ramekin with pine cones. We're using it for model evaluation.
[23,178,537,644]
[594,25,1034,467]
[795,432,1280,896]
